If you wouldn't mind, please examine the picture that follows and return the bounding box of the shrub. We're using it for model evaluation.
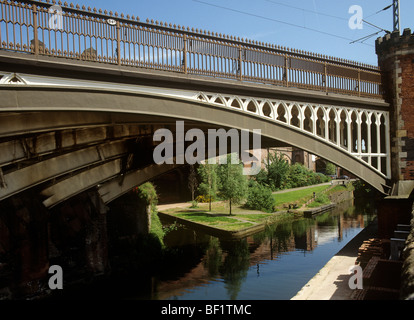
[266,152,290,191]
[195,194,212,203]
[286,163,310,188]
[190,200,199,208]
[314,193,330,204]
[135,182,158,212]
[325,162,336,176]
[245,181,275,213]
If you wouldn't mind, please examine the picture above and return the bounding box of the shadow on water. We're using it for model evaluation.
[148,198,377,300]
[48,198,377,300]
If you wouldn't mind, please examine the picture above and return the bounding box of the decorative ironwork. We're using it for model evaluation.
[0,70,391,178]
[0,0,382,98]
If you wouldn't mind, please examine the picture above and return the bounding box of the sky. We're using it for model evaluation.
[67,0,414,66]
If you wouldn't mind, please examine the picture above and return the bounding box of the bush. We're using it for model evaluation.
[195,194,212,203]
[286,163,310,188]
[325,162,336,176]
[307,193,330,208]
[315,172,330,183]
[150,212,165,247]
[245,181,275,213]
[135,182,158,212]
[190,200,199,208]
[314,193,330,204]
[254,168,269,186]
[266,152,290,191]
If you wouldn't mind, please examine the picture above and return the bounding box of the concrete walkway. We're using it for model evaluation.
[291,219,378,300]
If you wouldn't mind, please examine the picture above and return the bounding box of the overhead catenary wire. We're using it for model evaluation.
[192,0,373,47]
[350,2,395,44]
[264,0,348,21]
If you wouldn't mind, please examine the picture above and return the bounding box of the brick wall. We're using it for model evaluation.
[401,205,414,300]
[376,29,414,182]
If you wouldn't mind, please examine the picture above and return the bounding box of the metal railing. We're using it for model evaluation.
[0,0,383,98]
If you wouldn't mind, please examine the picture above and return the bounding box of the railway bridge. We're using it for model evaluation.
[0,0,413,299]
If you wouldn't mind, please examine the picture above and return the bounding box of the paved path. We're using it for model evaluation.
[272,180,351,195]
[157,202,191,211]
[272,182,331,195]
[291,219,378,300]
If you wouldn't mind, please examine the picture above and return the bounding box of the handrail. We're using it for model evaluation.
[0,0,383,98]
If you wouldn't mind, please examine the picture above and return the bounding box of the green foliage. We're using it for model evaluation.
[265,152,290,190]
[195,194,212,203]
[272,185,331,207]
[135,182,158,212]
[314,193,330,204]
[254,168,269,187]
[285,163,308,188]
[150,212,166,247]
[134,182,165,246]
[283,163,329,189]
[217,154,248,215]
[353,180,374,195]
[197,160,219,210]
[245,181,275,213]
[325,162,336,176]
[255,151,329,191]
[190,200,199,208]
[307,193,330,208]
[315,172,330,183]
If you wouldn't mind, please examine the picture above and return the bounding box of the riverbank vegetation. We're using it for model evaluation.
[272,184,332,209]
[154,152,355,236]
[194,151,332,215]
[162,183,347,233]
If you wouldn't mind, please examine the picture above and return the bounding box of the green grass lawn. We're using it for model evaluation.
[162,184,341,232]
[175,211,256,230]
[164,203,276,231]
[273,185,331,208]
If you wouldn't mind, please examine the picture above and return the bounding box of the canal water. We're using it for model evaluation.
[140,198,376,300]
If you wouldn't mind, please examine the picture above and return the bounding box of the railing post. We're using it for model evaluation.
[324,62,328,93]
[238,45,243,81]
[32,4,39,55]
[284,54,289,87]
[358,69,361,97]
[183,34,188,74]
[116,20,121,65]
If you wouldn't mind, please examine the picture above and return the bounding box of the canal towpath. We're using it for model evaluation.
[291,218,378,300]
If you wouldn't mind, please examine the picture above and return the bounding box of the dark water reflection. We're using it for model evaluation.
[148,199,376,300]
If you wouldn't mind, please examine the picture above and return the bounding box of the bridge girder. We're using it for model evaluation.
[0,72,391,206]
[0,139,129,202]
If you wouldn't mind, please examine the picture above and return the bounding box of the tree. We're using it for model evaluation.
[325,161,336,176]
[188,165,198,201]
[265,151,290,191]
[217,154,248,216]
[197,159,219,211]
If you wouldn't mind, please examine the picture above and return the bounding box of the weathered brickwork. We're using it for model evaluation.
[376,29,414,182]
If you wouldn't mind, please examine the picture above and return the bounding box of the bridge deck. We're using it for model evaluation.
[0,0,383,99]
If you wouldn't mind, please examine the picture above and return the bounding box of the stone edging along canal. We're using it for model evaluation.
[158,211,268,240]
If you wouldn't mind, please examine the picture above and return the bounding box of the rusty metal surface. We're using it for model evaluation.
[0,0,382,99]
